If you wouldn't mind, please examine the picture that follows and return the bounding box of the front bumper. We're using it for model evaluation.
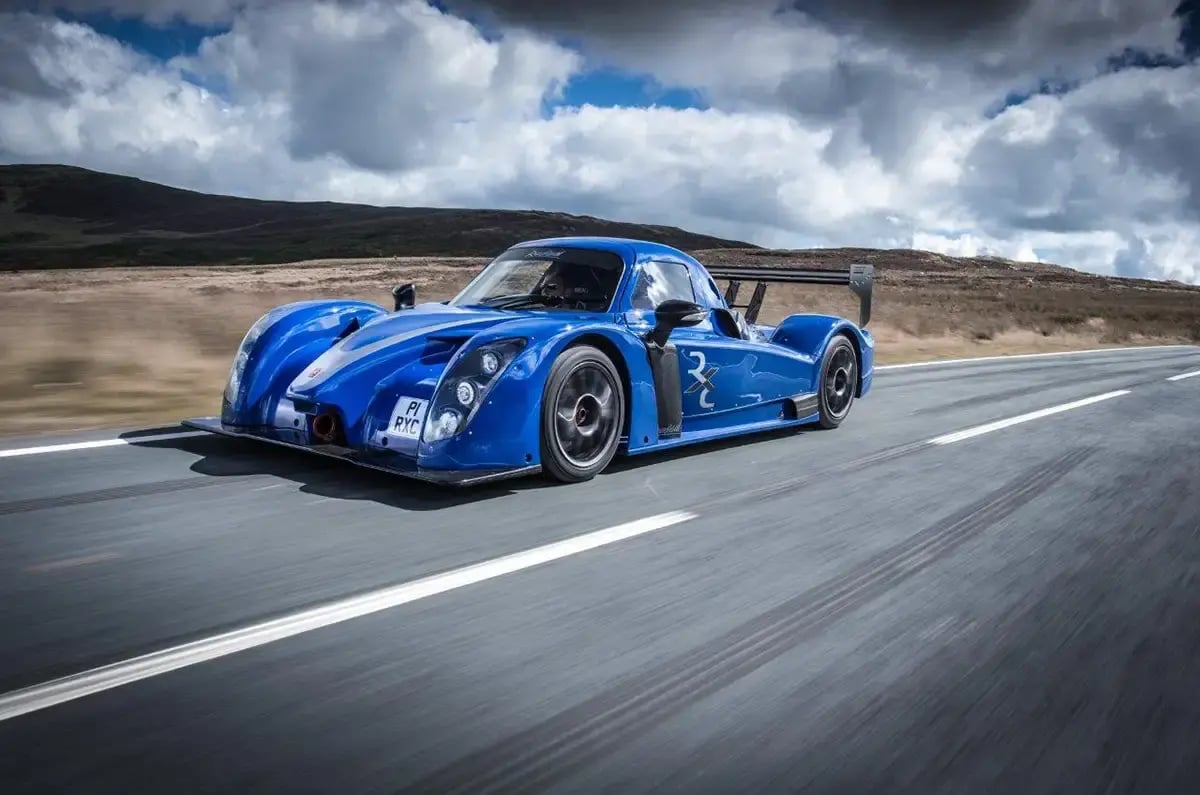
[181,416,541,487]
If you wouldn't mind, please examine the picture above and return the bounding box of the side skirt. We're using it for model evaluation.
[622,411,820,456]
[787,392,820,418]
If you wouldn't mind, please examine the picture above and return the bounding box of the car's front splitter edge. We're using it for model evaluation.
[181,416,541,488]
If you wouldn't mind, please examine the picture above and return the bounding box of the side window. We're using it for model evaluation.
[695,274,725,308]
[630,261,696,310]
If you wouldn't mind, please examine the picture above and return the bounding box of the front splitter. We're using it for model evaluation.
[181,417,542,487]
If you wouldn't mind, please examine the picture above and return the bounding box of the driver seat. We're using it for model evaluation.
[539,261,602,302]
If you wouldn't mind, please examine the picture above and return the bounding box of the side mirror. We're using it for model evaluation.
[392,283,416,311]
[645,299,706,347]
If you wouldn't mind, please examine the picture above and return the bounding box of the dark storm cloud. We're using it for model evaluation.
[442,0,774,35]
[20,0,1187,73]
[769,58,941,171]
[800,0,1182,60]
[452,0,1177,51]
[446,0,1031,39]
[7,0,244,24]
[1080,74,1200,217]
[957,62,1200,247]
[1182,0,1200,56]
[791,0,1035,46]
[0,14,67,98]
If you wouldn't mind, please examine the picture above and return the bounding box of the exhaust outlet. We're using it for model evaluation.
[311,412,340,443]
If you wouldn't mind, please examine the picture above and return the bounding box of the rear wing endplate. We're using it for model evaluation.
[705,263,874,327]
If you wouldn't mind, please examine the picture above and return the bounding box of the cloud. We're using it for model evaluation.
[0,1,1197,284]
[18,0,246,25]
[946,60,1200,284]
[1075,64,1200,217]
[450,0,1185,86]
[184,0,579,171]
[0,13,279,194]
[794,0,1184,71]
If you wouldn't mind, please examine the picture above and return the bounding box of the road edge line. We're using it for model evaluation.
[876,344,1195,371]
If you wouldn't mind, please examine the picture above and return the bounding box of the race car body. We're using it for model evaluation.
[184,237,875,485]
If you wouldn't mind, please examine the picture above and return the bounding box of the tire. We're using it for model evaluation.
[540,345,625,482]
[816,334,857,429]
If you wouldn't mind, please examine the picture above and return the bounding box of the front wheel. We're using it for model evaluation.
[540,345,625,482]
[816,335,857,429]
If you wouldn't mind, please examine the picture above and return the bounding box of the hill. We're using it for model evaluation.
[0,164,757,267]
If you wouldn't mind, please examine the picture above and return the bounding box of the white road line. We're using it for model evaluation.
[0,510,697,723]
[876,344,1195,371]
[928,390,1131,445]
[1166,369,1200,382]
[0,431,206,459]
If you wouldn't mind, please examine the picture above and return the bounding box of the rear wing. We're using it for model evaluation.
[704,263,874,327]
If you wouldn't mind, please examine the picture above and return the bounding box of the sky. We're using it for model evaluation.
[0,0,1198,284]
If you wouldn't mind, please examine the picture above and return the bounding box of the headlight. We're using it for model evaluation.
[455,380,476,406]
[480,350,501,376]
[424,409,462,443]
[224,311,276,404]
[422,338,526,443]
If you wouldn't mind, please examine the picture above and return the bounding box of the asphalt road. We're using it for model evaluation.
[2,345,1200,794]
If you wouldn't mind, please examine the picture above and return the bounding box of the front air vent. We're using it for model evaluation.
[334,317,361,342]
[419,338,464,366]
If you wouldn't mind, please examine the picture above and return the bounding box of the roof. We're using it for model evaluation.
[512,236,701,267]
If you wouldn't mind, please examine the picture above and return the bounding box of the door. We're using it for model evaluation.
[673,329,809,428]
[625,259,809,428]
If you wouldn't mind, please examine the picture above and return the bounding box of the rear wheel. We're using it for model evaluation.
[816,335,857,429]
[540,345,625,482]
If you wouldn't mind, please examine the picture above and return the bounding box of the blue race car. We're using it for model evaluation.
[184,237,874,486]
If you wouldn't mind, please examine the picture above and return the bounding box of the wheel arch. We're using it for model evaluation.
[458,317,658,459]
[771,314,871,399]
[225,299,388,426]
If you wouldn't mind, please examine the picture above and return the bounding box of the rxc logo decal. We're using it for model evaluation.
[685,350,719,409]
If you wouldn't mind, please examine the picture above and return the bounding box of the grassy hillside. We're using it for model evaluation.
[0,164,757,267]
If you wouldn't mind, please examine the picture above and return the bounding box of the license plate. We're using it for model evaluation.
[386,396,428,440]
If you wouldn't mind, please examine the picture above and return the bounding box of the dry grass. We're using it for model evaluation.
[1,252,1197,436]
[0,258,479,435]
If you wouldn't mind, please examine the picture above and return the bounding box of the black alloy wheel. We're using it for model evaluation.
[817,335,857,429]
[540,345,625,482]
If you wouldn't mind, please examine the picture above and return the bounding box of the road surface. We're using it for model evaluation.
[1,345,1199,794]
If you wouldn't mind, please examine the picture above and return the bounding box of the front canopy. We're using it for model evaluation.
[450,246,626,313]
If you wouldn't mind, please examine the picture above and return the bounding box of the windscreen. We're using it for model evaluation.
[450,247,625,312]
